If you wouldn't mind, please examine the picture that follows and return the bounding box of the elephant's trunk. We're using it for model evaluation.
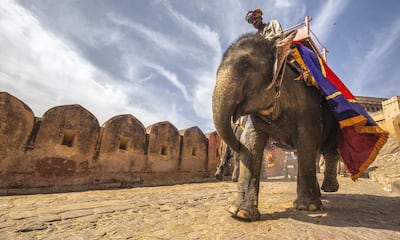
[212,67,243,153]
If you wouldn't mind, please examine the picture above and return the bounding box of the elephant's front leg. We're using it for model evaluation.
[226,117,266,221]
[294,144,323,211]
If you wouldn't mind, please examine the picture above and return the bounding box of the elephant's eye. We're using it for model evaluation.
[237,58,251,72]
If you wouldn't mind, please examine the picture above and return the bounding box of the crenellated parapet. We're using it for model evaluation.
[179,126,208,172]
[96,114,147,184]
[0,92,220,195]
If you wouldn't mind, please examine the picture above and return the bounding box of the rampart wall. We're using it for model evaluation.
[2,91,399,195]
[0,92,221,195]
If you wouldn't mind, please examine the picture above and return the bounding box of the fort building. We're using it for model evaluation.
[360,96,400,135]
[0,91,399,195]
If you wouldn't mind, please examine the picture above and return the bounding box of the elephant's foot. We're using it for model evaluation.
[214,168,223,181]
[226,203,261,221]
[231,175,238,182]
[231,167,239,182]
[227,178,260,221]
[293,197,323,211]
[321,177,339,192]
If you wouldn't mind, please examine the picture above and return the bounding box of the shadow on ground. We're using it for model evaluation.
[260,193,400,232]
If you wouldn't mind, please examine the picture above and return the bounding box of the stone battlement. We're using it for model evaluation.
[0,92,221,195]
[2,91,399,195]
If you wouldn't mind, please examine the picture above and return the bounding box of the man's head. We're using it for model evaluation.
[245,8,263,29]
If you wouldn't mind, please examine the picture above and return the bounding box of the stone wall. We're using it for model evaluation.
[394,114,400,145]
[0,92,220,195]
[382,96,400,134]
[357,95,400,135]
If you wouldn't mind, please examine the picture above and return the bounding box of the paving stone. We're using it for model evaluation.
[16,223,47,232]
[8,210,36,220]
[60,209,93,220]
[36,214,61,223]
[0,220,15,230]
[93,207,115,214]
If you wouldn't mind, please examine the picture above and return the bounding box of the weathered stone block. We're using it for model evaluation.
[0,92,35,175]
[146,121,180,172]
[179,127,207,172]
[97,114,146,181]
[206,131,220,176]
[30,104,99,186]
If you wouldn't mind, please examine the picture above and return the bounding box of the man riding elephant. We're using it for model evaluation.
[245,8,283,40]
[212,8,387,221]
[212,8,343,220]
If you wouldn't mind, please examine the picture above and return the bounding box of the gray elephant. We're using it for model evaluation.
[212,31,340,221]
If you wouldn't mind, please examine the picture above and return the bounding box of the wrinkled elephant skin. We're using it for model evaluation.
[212,32,340,221]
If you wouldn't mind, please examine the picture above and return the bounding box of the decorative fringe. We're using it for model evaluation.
[351,130,388,181]
[338,115,367,128]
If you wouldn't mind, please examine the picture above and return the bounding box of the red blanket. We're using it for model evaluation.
[293,42,388,180]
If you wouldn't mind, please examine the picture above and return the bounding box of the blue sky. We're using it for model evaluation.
[1,0,399,133]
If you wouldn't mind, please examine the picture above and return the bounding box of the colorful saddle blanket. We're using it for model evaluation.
[292,42,388,180]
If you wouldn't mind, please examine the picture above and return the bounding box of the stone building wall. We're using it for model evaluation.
[355,96,386,113]
[146,121,181,173]
[2,91,399,195]
[394,114,400,145]
[0,92,35,188]
[382,96,400,134]
[179,127,208,172]
[0,92,220,195]
[357,95,400,135]
[96,114,147,184]
[205,131,221,177]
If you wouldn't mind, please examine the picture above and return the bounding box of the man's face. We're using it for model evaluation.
[252,17,263,29]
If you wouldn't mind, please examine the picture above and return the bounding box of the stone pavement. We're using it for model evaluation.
[1,173,399,240]
[1,135,399,240]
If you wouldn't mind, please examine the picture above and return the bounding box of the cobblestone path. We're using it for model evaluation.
[1,174,399,239]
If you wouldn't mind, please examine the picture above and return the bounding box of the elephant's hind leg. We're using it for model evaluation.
[231,152,240,182]
[321,145,340,192]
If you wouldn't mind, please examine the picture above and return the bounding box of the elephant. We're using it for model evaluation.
[212,31,340,221]
[215,116,248,182]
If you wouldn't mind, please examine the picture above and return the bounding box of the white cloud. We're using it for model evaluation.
[0,1,135,124]
[311,0,349,44]
[107,13,181,55]
[2,0,397,133]
[274,0,293,8]
[164,2,222,54]
[145,62,190,101]
[352,18,400,93]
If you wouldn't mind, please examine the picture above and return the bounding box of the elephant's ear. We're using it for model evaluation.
[271,30,297,85]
